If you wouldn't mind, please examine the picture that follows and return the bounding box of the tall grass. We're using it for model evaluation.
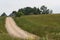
[14,14,60,40]
[0,17,6,33]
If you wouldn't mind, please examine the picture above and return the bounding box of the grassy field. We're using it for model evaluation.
[14,14,60,40]
[0,17,22,40]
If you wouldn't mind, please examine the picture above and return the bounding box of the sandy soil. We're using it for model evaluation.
[5,17,40,40]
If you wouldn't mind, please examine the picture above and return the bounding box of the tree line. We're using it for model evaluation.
[1,5,53,17]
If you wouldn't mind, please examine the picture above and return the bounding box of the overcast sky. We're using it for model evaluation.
[0,0,60,15]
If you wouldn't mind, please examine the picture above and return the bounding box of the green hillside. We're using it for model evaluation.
[0,17,21,40]
[14,14,60,40]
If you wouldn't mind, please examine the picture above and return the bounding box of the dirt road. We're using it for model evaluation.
[5,17,40,40]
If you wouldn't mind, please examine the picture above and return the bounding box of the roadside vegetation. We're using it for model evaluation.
[0,17,22,40]
[14,14,60,40]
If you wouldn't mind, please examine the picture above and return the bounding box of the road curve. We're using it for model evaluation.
[5,17,40,40]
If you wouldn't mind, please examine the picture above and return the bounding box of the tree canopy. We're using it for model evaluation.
[9,5,53,17]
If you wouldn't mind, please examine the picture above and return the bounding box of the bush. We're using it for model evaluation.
[16,12,24,17]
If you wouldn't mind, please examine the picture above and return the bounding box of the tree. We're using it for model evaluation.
[49,10,53,14]
[36,8,41,14]
[33,7,41,15]
[40,5,47,14]
[33,7,37,14]
[40,5,53,14]
[23,7,33,15]
[12,11,17,13]
[46,9,50,14]
[18,8,24,13]
[1,12,7,16]
[9,11,17,17]
[9,6,53,16]
[15,12,24,17]
[46,9,53,14]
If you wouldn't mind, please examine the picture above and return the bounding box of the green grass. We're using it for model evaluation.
[0,17,7,33]
[13,14,60,40]
[0,17,22,40]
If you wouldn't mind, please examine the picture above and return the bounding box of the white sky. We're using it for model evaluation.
[0,0,60,15]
